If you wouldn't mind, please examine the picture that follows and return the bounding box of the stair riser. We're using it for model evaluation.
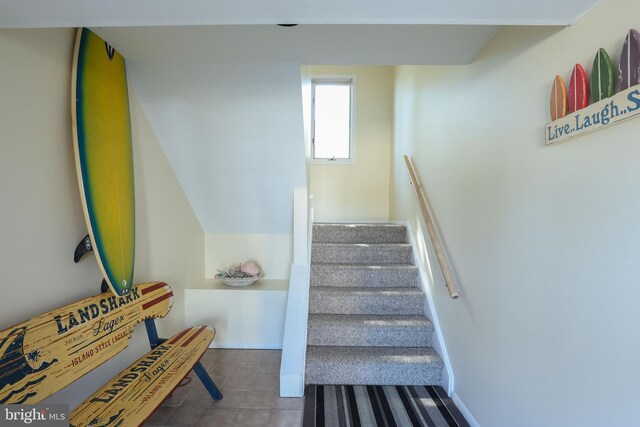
[310,265,418,287]
[307,324,433,347]
[306,223,443,387]
[313,225,407,244]
[312,244,413,265]
[309,292,424,315]
[305,362,442,385]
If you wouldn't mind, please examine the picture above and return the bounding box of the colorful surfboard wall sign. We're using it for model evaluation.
[568,63,588,113]
[619,29,640,91]
[550,75,567,121]
[546,28,640,145]
[71,28,135,296]
[591,48,614,103]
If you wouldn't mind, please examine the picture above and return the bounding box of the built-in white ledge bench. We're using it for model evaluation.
[185,279,289,349]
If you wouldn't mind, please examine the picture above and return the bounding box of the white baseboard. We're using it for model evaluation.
[279,373,304,397]
[313,219,393,224]
[402,220,455,394]
[209,343,283,349]
[451,392,481,427]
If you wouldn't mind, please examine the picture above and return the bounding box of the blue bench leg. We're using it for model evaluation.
[193,361,223,400]
[144,319,162,348]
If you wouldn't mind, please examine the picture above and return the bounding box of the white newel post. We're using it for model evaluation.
[280,188,313,397]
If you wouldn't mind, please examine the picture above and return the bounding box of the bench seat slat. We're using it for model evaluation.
[0,282,173,404]
[70,325,214,427]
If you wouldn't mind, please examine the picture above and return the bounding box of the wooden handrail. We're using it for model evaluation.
[404,155,459,299]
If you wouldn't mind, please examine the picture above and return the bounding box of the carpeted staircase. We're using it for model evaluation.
[305,223,444,385]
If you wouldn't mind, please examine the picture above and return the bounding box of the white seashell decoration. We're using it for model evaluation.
[240,261,261,277]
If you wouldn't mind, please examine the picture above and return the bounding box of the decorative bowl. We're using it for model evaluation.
[215,273,264,287]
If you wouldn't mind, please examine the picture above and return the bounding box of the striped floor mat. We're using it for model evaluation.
[303,385,469,427]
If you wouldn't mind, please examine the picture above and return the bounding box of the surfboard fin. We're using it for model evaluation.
[74,235,93,263]
[101,279,109,293]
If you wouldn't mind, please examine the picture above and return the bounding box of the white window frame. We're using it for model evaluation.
[310,75,356,164]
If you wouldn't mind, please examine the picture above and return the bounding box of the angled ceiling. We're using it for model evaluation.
[1,0,601,65]
[95,25,501,66]
[0,0,599,28]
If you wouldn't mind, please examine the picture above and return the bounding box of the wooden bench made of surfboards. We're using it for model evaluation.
[0,282,198,405]
[70,326,213,427]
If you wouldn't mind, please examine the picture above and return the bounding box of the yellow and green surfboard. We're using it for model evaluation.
[72,28,135,296]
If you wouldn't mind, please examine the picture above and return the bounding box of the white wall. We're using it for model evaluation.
[390,0,640,425]
[0,28,204,408]
[309,66,394,222]
[130,92,206,336]
[128,60,307,235]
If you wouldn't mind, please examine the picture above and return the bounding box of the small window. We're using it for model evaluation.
[312,77,354,162]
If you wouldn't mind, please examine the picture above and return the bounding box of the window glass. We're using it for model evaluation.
[312,80,352,160]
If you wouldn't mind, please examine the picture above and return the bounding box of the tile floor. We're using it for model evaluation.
[144,349,304,427]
